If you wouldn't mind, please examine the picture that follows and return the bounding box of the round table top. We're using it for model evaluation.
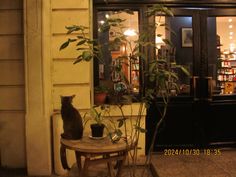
[61,136,133,154]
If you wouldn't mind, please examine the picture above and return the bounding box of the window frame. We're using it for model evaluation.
[93,3,148,100]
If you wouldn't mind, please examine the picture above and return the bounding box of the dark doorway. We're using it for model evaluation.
[146,8,236,152]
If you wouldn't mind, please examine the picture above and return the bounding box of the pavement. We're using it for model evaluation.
[1,148,236,177]
[151,148,236,177]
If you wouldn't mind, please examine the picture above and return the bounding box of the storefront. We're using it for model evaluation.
[1,0,236,175]
[93,0,236,151]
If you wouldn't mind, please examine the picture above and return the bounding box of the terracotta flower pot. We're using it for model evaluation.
[94,92,107,105]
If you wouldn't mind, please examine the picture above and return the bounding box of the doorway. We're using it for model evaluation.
[146,8,236,152]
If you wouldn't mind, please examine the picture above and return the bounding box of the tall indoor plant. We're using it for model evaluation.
[60,4,189,176]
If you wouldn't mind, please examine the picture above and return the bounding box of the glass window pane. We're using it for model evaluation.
[96,11,140,103]
[156,16,192,96]
[209,17,236,95]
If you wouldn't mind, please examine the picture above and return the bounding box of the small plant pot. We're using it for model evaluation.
[94,92,107,105]
[90,123,105,137]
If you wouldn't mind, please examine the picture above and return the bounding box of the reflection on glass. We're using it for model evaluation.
[209,17,236,95]
[97,11,140,96]
[155,16,192,96]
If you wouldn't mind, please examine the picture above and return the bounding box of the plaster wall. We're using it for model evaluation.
[0,0,146,174]
[51,0,91,110]
[0,0,26,168]
[51,1,146,174]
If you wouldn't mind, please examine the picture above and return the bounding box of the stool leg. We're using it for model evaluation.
[81,157,90,177]
[115,152,127,177]
[107,160,115,177]
[75,152,82,176]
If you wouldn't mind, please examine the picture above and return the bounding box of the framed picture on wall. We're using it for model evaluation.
[181,27,193,47]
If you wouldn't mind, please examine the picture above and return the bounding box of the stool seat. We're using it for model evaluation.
[60,135,135,177]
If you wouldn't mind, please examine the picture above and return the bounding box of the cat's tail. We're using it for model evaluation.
[60,145,71,170]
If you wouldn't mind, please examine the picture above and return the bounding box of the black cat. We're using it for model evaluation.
[60,95,83,140]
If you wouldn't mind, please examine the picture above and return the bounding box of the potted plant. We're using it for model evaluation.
[84,105,119,139]
[94,85,109,105]
[89,106,105,138]
[60,4,190,176]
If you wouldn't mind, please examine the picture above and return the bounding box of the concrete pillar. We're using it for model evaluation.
[24,0,52,175]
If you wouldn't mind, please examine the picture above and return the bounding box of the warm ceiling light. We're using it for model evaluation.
[228,18,233,22]
[105,14,109,18]
[230,32,234,35]
[229,25,233,28]
[230,36,233,40]
[124,29,137,36]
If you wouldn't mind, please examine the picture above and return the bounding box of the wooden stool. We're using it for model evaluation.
[60,136,133,177]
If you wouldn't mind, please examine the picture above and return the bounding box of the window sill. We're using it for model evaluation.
[94,102,146,117]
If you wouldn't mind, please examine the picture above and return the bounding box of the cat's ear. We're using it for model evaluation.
[72,94,76,98]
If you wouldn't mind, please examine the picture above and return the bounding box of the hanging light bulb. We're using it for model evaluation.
[123,12,137,37]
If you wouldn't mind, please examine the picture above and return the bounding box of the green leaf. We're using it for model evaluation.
[135,125,147,133]
[170,72,178,80]
[65,25,83,34]
[73,57,83,64]
[69,38,77,42]
[82,51,92,61]
[162,38,173,47]
[118,120,123,128]
[165,26,176,36]
[162,7,174,17]
[175,65,190,76]
[77,35,84,39]
[76,47,88,50]
[115,129,123,136]
[59,40,69,50]
[76,39,86,46]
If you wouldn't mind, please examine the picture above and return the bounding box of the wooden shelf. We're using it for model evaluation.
[217,80,236,82]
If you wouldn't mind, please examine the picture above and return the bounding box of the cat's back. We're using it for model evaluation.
[60,95,83,139]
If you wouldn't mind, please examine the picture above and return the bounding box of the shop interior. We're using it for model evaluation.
[95,11,236,102]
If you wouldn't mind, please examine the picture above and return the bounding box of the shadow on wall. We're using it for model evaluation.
[0,121,6,167]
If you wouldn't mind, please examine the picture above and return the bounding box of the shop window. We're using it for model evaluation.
[94,10,141,104]
[210,17,236,95]
[155,16,192,96]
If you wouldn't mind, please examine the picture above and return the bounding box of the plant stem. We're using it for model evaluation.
[141,98,169,177]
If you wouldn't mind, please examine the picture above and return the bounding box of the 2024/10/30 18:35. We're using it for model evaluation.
[163,149,222,156]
